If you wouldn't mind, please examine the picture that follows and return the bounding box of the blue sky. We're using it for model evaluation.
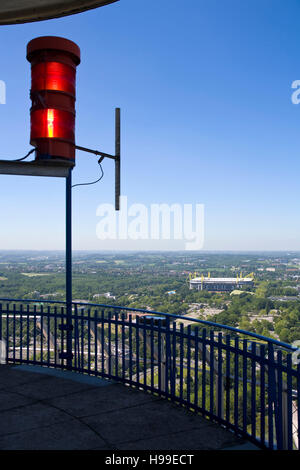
[0,0,300,251]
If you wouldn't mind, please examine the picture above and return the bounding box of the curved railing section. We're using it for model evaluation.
[0,298,299,450]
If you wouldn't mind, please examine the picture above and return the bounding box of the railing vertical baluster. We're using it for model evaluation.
[267,343,274,450]
[108,312,112,377]
[87,309,91,375]
[157,319,161,394]
[225,334,231,426]
[150,318,154,390]
[276,350,283,449]
[101,310,105,375]
[216,332,223,420]
[269,342,283,449]
[54,307,57,366]
[76,306,81,370]
[40,305,43,364]
[194,327,199,408]
[282,367,289,450]
[94,310,98,375]
[286,354,293,449]
[202,329,207,413]
[33,305,37,364]
[27,305,30,362]
[251,342,257,441]
[187,325,191,404]
[72,306,76,370]
[242,339,248,433]
[260,344,266,446]
[19,305,24,362]
[172,321,177,398]
[115,311,119,378]
[136,316,140,385]
[47,307,50,365]
[6,304,9,362]
[143,318,147,387]
[234,337,239,430]
[0,304,4,363]
[129,314,133,384]
[80,309,84,371]
[209,331,214,416]
[20,304,23,363]
[12,303,16,362]
[165,318,171,396]
[71,306,74,372]
[60,306,64,368]
[73,305,77,370]
[179,323,184,403]
[121,313,125,381]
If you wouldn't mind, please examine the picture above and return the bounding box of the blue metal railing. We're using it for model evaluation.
[0,298,299,450]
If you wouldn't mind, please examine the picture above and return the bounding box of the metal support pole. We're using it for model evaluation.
[66,169,73,370]
[75,107,121,210]
[115,108,120,211]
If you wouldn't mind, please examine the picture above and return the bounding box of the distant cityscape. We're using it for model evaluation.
[0,250,299,345]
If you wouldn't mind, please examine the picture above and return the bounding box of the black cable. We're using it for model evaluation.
[12,148,36,162]
[0,147,35,162]
[72,159,104,189]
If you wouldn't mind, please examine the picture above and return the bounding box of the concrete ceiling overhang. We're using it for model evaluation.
[0,0,119,25]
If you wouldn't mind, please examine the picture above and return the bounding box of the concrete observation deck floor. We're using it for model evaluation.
[0,365,255,450]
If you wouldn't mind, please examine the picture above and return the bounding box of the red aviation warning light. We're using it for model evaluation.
[27,36,81,163]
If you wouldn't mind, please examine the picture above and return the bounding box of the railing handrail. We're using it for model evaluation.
[0,297,297,352]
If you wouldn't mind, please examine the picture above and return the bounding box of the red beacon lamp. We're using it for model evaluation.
[0,34,119,208]
[27,36,81,165]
